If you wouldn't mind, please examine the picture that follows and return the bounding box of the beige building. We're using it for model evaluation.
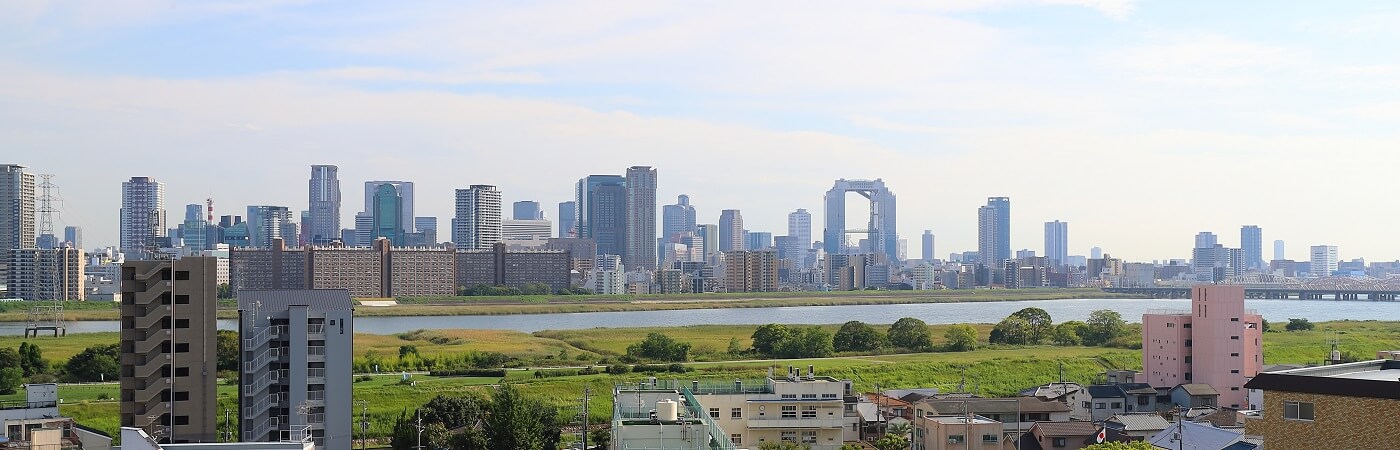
[7,247,84,300]
[722,250,779,293]
[119,257,218,443]
[1244,359,1400,450]
[915,415,1004,450]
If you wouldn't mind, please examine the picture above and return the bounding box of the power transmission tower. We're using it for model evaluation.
[25,174,65,337]
[580,387,591,450]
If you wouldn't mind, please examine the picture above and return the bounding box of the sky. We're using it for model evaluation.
[5,0,1400,262]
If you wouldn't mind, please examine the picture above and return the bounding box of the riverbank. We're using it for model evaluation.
[0,288,1130,322]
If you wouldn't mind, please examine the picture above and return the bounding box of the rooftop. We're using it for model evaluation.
[1030,421,1099,437]
[1175,383,1220,397]
[1244,359,1400,400]
[1106,414,1171,432]
[922,397,1071,414]
[924,415,998,425]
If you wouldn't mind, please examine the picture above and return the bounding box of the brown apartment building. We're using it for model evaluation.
[118,257,217,443]
[1244,359,1400,450]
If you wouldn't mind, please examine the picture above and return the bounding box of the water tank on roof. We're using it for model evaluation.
[657,399,679,422]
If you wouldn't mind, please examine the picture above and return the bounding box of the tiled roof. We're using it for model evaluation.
[1086,385,1126,399]
[1147,421,1246,450]
[1106,414,1171,432]
[1031,421,1099,437]
[1176,383,1220,397]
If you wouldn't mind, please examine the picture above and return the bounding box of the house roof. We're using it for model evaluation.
[1244,360,1400,400]
[1105,414,1171,432]
[886,388,940,404]
[238,289,354,310]
[921,397,1071,415]
[1193,407,1242,428]
[1031,421,1099,437]
[1147,421,1246,450]
[1119,383,1158,395]
[1086,385,1127,399]
[1175,383,1220,397]
[1019,382,1083,399]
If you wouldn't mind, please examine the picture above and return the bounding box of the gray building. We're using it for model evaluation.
[120,176,166,259]
[63,225,82,249]
[977,197,1010,267]
[181,204,207,251]
[1044,220,1068,266]
[744,231,772,250]
[361,181,414,236]
[575,175,627,257]
[452,185,502,250]
[1,164,35,255]
[247,206,293,249]
[822,179,898,262]
[1194,231,1217,250]
[661,195,696,245]
[307,165,340,245]
[456,243,570,292]
[718,210,743,253]
[921,229,934,263]
[1241,225,1263,271]
[557,201,576,238]
[512,201,542,220]
[238,290,352,450]
[695,224,718,259]
[624,166,657,271]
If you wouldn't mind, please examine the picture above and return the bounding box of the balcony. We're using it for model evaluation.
[747,417,846,429]
[307,324,326,338]
[307,346,326,362]
[307,368,325,384]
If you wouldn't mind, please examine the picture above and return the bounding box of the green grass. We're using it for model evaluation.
[0,332,119,363]
[1261,320,1400,365]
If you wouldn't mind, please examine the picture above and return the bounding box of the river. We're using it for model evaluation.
[1,297,1394,336]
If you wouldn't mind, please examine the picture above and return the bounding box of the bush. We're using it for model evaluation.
[625,333,691,362]
[606,365,630,374]
[429,369,507,378]
[1286,318,1315,331]
[355,375,374,383]
[888,317,934,351]
[943,324,978,352]
[833,321,886,352]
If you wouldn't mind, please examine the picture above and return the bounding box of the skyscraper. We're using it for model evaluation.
[63,226,81,249]
[575,175,627,257]
[1273,240,1285,262]
[557,201,577,238]
[246,206,293,249]
[624,166,658,271]
[1194,232,1218,250]
[452,185,502,249]
[719,210,744,252]
[1310,245,1338,277]
[371,184,404,245]
[788,209,812,251]
[513,200,543,220]
[307,165,341,245]
[977,197,1010,267]
[1044,220,1068,266]
[120,176,166,259]
[822,179,898,261]
[182,204,207,251]
[921,230,935,263]
[745,231,773,250]
[414,217,438,244]
[695,224,718,258]
[662,195,697,244]
[363,180,414,235]
[1,165,35,280]
[1240,225,1263,271]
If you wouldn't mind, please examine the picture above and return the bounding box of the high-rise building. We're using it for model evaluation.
[1241,225,1263,271]
[7,247,83,300]
[501,219,552,240]
[977,197,1010,267]
[722,250,779,293]
[1195,232,1218,250]
[695,224,718,258]
[624,166,658,271]
[575,175,627,257]
[1,164,36,256]
[788,208,811,252]
[352,213,373,247]
[662,195,697,245]
[238,290,352,450]
[119,257,217,443]
[181,204,207,251]
[1310,245,1338,277]
[557,201,577,238]
[512,201,543,220]
[822,179,898,262]
[120,177,166,259]
[718,210,744,253]
[1272,239,1285,262]
[921,230,935,263]
[744,231,773,250]
[452,185,502,250]
[246,205,293,249]
[362,181,414,235]
[307,165,341,245]
[1142,285,1263,408]
[1044,220,1068,266]
[63,226,81,249]
[370,184,404,245]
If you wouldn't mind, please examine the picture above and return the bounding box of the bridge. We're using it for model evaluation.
[1104,275,1400,301]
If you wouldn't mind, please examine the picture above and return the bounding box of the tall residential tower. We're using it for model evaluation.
[624,166,658,270]
[977,197,1010,267]
[120,177,166,259]
[307,165,340,245]
[718,210,744,253]
[1044,220,1068,266]
[575,176,627,257]
[452,185,503,250]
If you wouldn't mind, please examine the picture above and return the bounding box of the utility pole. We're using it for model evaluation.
[414,409,424,450]
[581,386,591,450]
[223,408,231,442]
[357,400,369,450]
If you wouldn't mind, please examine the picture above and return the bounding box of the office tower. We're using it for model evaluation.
[1090,247,1103,260]
[7,247,83,300]
[181,204,207,251]
[352,213,373,247]
[788,208,812,252]
[744,231,773,250]
[575,175,627,256]
[452,185,502,250]
[1273,240,1285,262]
[722,250,779,292]
[512,201,543,220]
[921,230,935,263]
[557,201,577,238]
[306,165,341,245]
[1142,285,1263,408]
[1310,245,1338,277]
[976,197,1010,267]
[1193,244,1243,282]
[1044,220,1068,266]
[624,166,658,271]
[695,224,718,258]
[238,290,352,449]
[414,217,438,244]
[1241,225,1263,271]
[362,181,414,235]
[370,184,404,245]
[120,177,166,259]
[718,210,744,252]
[1194,232,1218,250]
[662,195,697,244]
[63,226,82,249]
[119,257,217,443]
[246,206,293,249]
[501,219,552,240]
[822,179,898,261]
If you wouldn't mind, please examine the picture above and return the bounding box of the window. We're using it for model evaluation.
[802,406,817,419]
[1231,369,1240,373]
[1184,356,1192,363]
[175,343,190,353]
[709,408,719,419]
[1185,340,1192,347]
[1231,352,1240,357]
[1185,372,1192,381]
[175,319,190,329]
[175,295,189,304]
[1138,396,1150,406]
[1094,403,1105,409]
[174,416,190,425]
[1111,402,1122,409]
[781,394,797,399]
[1183,323,1191,328]
[1052,437,1067,447]
[983,434,999,443]
[1231,336,1240,340]
[781,431,797,442]
[801,393,817,399]
[1230,317,1239,322]
[173,391,189,401]
[1231,387,1240,391]
[1283,401,1314,421]
[781,405,797,419]
[822,393,838,399]
[175,367,189,377]
[1166,323,1174,328]
[801,430,817,444]
[730,434,742,445]
[948,435,965,443]
[731,408,742,419]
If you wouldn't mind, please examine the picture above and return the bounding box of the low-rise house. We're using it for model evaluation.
[918,397,1071,438]
[1243,359,1400,450]
[1103,413,1170,440]
[1,384,111,450]
[1015,421,1103,450]
[1146,421,1259,450]
[1071,383,1165,421]
[914,415,1003,450]
[1170,383,1220,409]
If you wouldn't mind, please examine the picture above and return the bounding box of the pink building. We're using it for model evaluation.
[1142,284,1263,408]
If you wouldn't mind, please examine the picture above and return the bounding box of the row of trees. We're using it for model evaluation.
[388,386,561,450]
[989,308,1133,347]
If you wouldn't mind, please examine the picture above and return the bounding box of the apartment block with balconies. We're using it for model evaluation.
[238,290,353,450]
[119,257,218,443]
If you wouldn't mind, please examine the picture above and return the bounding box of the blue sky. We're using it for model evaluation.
[5,0,1400,261]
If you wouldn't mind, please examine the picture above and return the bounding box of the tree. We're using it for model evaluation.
[833,321,885,352]
[727,337,744,356]
[989,316,1033,345]
[773,327,834,359]
[0,347,19,370]
[873,433,909,450]
[1286,318,1315,331]
[886,421,912,438]
[216,330,239,372]
[1261,318,1271,332]
[1009,307,1053,343]
[420,394,485,428]
[840,445,865,450]
[0,367,21,395]
[1084,310,1126,346]
[944,324,978,352]
[588,427,610,450]
[888,317,933,351]
[64,344,119,382]
[1083,441,1155,449]
[18,342,46,376]
[400,345,420,358]
[752,324,795,355]
[216,283,232,299]
[483,385,561,450]
[1052,321,1087,346]
[390,410,451,450]
[626,333,691,362]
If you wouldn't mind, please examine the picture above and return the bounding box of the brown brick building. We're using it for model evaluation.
[1243,359,1400,449]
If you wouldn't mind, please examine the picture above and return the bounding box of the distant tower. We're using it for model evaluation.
[557,201,577,238]
[307,165,341,245]
[513,200,543,220]
[1194,232,1217,250]
[624,166,658,270]
[822,179,897,261]
[1240,225,1263,271]
[1091,247,1103,260]
[1273,240,1285,262]
[575,175,627,256]
[719,210,744,252]
[788,209,812,252]
[1044,220,1068,266]
[63,226,82,249]
[977,197,1010,267]
[1310,245,1338,277]
[120,176,166,259]
[363,180,414,236]
[453,185,502,249]
[371,184,404,245]
[921,230,935,263]
[1,164,36,257]
[662,195,697,245]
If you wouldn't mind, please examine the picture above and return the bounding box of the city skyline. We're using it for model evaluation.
[6,3,1400,261]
